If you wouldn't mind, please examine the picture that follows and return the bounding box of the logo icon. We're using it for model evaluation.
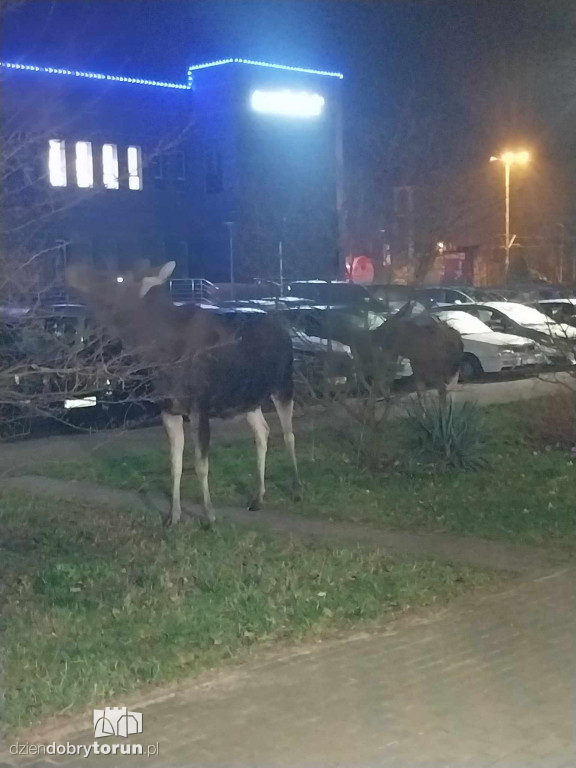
[93,707,143,738]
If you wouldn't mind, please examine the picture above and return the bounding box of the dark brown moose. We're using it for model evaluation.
[373,302,464,404]
[66,261,300,527]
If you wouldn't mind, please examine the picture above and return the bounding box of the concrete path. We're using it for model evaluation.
[4,475,573,575]
[4,566,575,767]
[1,372,574,477]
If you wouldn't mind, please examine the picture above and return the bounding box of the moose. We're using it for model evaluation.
[373,301,464,404]
[66,261,301,528]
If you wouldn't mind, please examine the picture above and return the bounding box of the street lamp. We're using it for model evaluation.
[490,150,531,280]
[224,221,235,300]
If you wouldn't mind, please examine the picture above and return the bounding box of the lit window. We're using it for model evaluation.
[102,144,119,189]
[48,139,67,186]
[127,146,142,190]
[75,141,93,188]
[250,89,325,118]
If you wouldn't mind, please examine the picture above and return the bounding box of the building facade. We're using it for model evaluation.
[1,58,343,292]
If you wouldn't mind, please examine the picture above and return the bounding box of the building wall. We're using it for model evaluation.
[1,61,342,288]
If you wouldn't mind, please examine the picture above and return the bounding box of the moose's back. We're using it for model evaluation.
[169,309,294,419]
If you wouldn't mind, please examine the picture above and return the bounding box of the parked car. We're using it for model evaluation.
[538,298,576,328]
[434,309,548,380]
[282,283,391,373]
[287,280,373,306]
[289,328,355,393]
[287,281,388,330]
[413,286,476,307]
[442,301,576,364]
[0,303,151,432]
[465,287,509,302]
[367,284,477,312]
[366,284,429,314]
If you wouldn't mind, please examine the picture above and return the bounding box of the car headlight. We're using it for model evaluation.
[498,347,518,356]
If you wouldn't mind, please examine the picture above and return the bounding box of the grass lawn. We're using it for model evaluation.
[1,490,498,733]
[33,402,576,545]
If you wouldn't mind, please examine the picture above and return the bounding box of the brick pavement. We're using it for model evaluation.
[4,566,575,767]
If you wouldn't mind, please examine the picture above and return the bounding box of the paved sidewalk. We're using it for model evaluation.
[5,566,575,767]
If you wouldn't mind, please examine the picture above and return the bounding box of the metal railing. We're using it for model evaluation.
[168,279,217,303]
[35,278,218,307]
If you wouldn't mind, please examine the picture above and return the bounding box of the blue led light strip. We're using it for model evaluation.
[187,58,343,79]
[0,60,189,89]
[0,57,343,90]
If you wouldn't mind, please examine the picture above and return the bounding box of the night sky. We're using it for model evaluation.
[3,0,576,250]
[2,0,575,159]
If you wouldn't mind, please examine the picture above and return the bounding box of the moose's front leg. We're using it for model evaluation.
[161,411,185,526]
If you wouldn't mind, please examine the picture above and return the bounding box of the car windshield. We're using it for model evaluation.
[437,312,493,335]
[497,304,554,327]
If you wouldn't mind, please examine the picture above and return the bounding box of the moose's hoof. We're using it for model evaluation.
[163,508,182,527]
[293,485,303,503]
[199,506,216,530]
[248,497,263,511]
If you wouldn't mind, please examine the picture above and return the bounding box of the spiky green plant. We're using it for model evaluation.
[405,397,489,470]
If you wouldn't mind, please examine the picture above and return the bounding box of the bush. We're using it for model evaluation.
[405,397,489,470]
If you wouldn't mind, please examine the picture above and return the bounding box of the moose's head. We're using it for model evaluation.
[65,261,176,312]
[65,261,178,351]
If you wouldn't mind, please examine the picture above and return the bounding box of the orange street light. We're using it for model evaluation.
[490,151,532,279]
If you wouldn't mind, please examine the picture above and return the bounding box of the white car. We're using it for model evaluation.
[435,310,547,380]
[538,298,576,327]
[479,301,576,344]
[448,301,576,366]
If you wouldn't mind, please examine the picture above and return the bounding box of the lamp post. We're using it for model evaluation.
[278,216,287,297]
[490,150,530,281]
[224,221,235,300]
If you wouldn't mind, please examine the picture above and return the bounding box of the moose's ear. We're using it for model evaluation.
[139,261,176,298]
[65,265,93,295]
[157,261,176,283]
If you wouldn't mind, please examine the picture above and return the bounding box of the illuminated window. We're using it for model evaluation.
[127,146,142,190]
[250,89,325,118]
[48,139,67,186]
[75,141,93,188]
[102,144,119,189]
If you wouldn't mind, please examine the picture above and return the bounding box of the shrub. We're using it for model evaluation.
[405,397,489,470]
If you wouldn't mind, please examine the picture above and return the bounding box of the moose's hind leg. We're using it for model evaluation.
[161,411,185,526]
[271,395,302,500]
[246,407,270,511]
[190,410,215,528]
